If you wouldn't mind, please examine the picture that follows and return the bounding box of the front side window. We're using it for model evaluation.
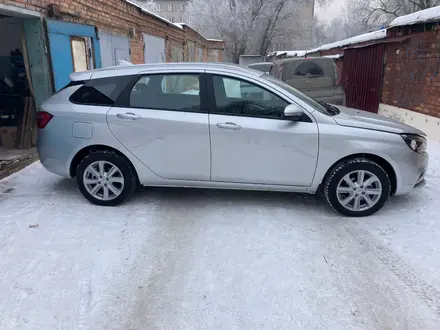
[262,74,330,115]
[69,76,133,106]
[130,74,201,112]
[212,75,288,119]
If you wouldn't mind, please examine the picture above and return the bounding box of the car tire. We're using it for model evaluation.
[324,158,391,217]
[76,151,137,206]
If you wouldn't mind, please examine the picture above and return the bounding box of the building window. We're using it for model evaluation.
[168,4,173,11]
[71,37,89,72]
[179,4,184,11]
[168,17,175,22]
[155,4,162,11]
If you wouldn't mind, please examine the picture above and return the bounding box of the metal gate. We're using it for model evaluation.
[143,34,165,63]
[99,32,130,67]
[342,44,385,113]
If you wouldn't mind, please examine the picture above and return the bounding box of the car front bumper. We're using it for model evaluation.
[395,150,429,195]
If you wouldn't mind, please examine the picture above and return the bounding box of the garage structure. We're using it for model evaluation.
[0,5,52,154]
[0,0,224,171]
[99,32,131,67]
[143,33,166,63]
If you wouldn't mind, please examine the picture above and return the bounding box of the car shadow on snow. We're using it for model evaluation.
[49,179,429,218]
[50,178,79,194]
[131,187,338,216]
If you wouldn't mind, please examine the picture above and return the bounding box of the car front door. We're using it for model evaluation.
[107,72,210,181]
[208,74,319,186]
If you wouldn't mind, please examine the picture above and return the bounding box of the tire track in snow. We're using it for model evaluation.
[347,226,440,316]
[76,270,93,330]
[124,193,205,330]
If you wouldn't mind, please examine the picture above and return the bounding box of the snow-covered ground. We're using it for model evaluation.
[1,142,440,329]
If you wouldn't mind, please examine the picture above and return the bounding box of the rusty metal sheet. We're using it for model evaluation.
[342,44,385,113]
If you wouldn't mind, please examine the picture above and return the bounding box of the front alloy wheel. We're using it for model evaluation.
[336,170,382,212]
[325,158,391,217]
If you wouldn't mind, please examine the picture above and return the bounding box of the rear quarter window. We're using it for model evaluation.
[282,59,335,81]
[69,75,134,106]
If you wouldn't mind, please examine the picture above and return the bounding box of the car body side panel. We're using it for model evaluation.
[107,107,211,181]
[309,122,428,195]
[37,86,159,183]
[209,114,319,186]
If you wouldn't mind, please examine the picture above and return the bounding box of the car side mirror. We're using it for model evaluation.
[284,104,304,121]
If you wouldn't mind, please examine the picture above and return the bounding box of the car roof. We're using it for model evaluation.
[248,62,273,66]
[69,62,262,81]
[274,57,335,65]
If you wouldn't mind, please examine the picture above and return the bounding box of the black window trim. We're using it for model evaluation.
[114,72,208,114]
[69,75,134,107]
[206,73,312,123]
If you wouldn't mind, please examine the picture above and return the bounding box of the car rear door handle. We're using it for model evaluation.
[116,112,140,120]
[216,122,241,130]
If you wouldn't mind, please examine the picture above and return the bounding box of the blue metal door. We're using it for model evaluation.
[46,20,102,91]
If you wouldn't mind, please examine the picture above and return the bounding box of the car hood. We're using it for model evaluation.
[332,105,426,135]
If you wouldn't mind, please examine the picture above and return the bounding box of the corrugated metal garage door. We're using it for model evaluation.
[342,44,385,113]
[143,34,165,63]
[99,32,130,67]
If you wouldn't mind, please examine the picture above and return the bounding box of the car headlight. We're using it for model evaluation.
[401,134,427,152]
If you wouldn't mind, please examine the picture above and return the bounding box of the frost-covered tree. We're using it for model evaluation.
[185,0,323,62]
[353,0,440,25]
[311,0,382,48]
[132,0,157,11]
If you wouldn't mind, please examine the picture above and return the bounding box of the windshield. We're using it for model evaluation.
[262,73,334,115]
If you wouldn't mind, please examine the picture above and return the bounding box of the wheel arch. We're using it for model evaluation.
[70,145,139,182]
[320,153,397,195]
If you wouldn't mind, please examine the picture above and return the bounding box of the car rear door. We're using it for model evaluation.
[107,70,211,181]
[207,72,319,186]
[283,59,335,100]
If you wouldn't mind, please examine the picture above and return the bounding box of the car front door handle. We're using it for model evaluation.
[216,122,241,130]
[116,112,140,120]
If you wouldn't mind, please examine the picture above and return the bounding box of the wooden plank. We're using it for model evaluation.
[15,97,28,149]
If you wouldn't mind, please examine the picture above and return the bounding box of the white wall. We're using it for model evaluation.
[0,17,23,56]
[379,103,440,142]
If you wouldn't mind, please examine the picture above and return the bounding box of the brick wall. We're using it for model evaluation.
[130,35,144,64]
[1,0,223,63]
[178,25,224,62]
[382,27,440,118]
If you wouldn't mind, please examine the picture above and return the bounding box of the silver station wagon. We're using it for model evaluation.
[37,63,428,217]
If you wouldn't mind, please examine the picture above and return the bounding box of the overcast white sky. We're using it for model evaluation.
[315,0,347,22]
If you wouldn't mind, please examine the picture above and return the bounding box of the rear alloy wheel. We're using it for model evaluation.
[324,158,391,217]
[76,151,137,206]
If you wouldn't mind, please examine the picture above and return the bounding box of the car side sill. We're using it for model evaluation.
[142,180,310,193]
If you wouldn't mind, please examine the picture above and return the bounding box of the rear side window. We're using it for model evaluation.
[294,62,324,77]
[69,76,134,106]
[129,74,201,112]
